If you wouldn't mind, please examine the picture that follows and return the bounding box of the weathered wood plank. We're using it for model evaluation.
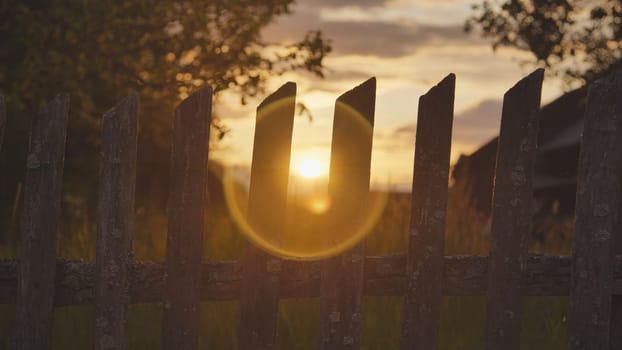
[401,74,455,350]
[161,87,211,350]
[568,70,622,350]
[94,93,138,350]
[485,69,543,350]
[0,95,5,152]
[608,71,622,350]
[2,254,622,303]
[15,94,70,350]
[319,78,376,350]
[613,222,622,346]
[238,82,296,350]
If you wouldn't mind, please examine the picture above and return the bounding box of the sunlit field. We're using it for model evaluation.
[0,183,572,349]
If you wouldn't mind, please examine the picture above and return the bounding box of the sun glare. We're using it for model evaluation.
[296,157,323,179]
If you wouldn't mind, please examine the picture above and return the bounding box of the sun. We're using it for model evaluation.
[296,157,323,179]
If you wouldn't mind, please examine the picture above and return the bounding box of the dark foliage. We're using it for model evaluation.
[466,0,622,85]
[0,0,331,244]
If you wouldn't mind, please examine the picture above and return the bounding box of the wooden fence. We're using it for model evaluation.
[1,69,622,350]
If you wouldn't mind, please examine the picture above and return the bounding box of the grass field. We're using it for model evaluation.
[0,188,572,349]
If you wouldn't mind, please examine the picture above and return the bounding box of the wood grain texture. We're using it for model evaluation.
[2,254,622,304]
[161,87,211,350]
[15,94,69,350]
[401,74,455,350]
[320,78,375,350]
[568,70,622,350]
[612,213,622,349]
[238,82,296,350]
[94,93,138,350]
[0,95,5,153]
[485,69,543,350]
[607,71,622,350]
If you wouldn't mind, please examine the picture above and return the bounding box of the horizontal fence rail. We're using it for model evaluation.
[1,254,622,304]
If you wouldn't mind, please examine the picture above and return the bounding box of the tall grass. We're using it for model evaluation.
[0,186,572,349]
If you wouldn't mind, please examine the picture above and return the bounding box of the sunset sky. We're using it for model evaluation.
[211,0,567,191]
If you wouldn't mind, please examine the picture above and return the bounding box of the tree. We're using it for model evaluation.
[0,0,331,246]
[466,0,622,85]
[0,0,330,142]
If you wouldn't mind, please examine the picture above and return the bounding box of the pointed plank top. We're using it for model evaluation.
[424,73,455,96]
[174,86,213,119]
[337,77,376,100]
[336,77,376,125]
[250,82,297,167]
[46,93,71,114]
[258,82,296,109]
[504,68,544,99]
[103,92,138,119]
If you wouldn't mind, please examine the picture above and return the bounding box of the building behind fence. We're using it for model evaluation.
[1,69,622,350]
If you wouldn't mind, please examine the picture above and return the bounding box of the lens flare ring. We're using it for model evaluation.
[219,98,387,260]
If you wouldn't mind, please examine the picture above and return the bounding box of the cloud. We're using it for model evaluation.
[318,2,471,26]
[305,0,462,9]
[322,68,374,82]
[453,99,502,145]
[305,0,390,8]
[393,98,502,147]
[326,22,468,57]
[392,0,462,3]
[263,4,475,58]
